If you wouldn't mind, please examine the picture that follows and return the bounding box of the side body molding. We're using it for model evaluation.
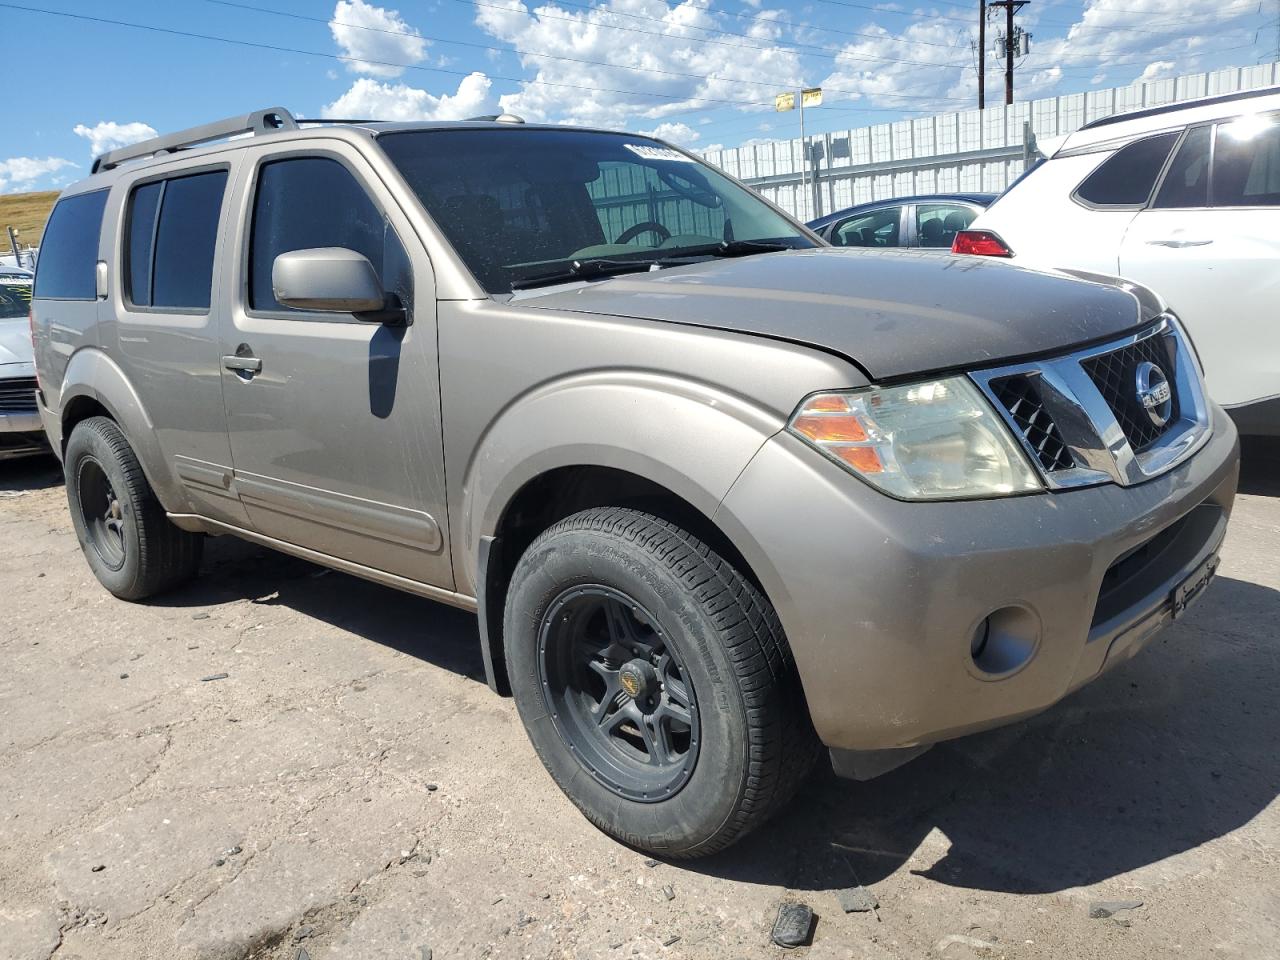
[57,347,191,513]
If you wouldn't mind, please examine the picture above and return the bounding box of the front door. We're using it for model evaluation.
[1119,115,1280,410]
[218,142,452,588]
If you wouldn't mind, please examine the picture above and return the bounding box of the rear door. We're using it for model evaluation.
[218,140,452,588]
[110,159,248,525]
[1119,114,1280,408]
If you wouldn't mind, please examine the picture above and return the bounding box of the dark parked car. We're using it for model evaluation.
[808,193,997,249]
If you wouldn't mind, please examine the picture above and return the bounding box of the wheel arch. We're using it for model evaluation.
[57,348,188,513]
[477,464,770,697]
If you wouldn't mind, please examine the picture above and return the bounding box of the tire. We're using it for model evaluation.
[64,416,203,600]
[504,507,819,858]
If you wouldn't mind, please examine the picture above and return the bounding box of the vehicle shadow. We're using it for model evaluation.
[688,574,1280,895]
[148,534,486,681]
[0,455,62,492]
[1239,437,1280,497]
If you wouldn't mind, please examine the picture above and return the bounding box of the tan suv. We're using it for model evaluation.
[31,108,1239,857]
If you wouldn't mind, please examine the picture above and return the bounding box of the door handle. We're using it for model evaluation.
[222,355,262,374]
[1146,238,1214,248]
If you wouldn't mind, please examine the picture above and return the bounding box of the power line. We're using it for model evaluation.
[203,0,976,102]
[815,0,1262,36]
[458,0,974,69]
[0,1,947,117]
[500,0,967,50]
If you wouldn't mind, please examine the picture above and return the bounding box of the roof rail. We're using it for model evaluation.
[91,107,299,174]
[1079,83,1280,132]
[464,113,526,124]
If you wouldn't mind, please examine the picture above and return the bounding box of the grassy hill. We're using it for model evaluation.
[0,190,59,247]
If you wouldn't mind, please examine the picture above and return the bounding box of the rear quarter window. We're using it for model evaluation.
[33,190,109,300]
[1073,132,1179,208]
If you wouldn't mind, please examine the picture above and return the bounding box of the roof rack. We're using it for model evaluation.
[91,107,299,174]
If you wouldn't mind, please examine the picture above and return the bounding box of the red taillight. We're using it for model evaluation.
[952,230,1013,257]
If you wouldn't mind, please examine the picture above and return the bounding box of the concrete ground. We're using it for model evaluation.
[1,442,1277,960]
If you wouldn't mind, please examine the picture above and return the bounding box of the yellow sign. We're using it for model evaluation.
[775,92,795,112]
[802,87,823,107]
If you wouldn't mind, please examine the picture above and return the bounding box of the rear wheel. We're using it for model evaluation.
[64,417,202,600]
[505,507,818,857]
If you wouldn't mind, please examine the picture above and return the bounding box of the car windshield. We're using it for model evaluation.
[377,128,814,292]
[0,275,33,320]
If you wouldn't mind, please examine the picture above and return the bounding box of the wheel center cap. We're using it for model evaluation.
[618,659,658,701]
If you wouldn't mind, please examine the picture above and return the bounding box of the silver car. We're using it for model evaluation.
[0,266,47,459]
[31,108,1239,857]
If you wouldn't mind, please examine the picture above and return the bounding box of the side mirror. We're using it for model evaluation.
[272,248,403,322]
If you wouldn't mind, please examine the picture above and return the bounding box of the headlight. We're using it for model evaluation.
[787,378,1042,500]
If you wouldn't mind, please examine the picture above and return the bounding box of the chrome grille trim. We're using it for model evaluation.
[970,315,1211,490]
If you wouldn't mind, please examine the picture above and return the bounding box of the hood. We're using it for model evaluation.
[0,318,34,368]
[517,248,1162,380]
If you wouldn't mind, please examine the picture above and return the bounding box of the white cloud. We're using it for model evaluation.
[72,121,157,158]
[472,0,804,128]
[324,73,496,120]
[0,156,77,194]
[639,121,700,145]
[1138,60,1176,83]
[331,0,428,78]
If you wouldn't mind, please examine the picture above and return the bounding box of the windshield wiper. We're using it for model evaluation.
[510,258,655,291]
[656,239,793,264]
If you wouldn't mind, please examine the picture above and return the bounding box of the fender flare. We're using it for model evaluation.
[461,372,786,693]
[58,347,191,513]
[460,370,785,594]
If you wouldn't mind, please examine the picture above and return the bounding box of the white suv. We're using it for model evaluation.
[959,86,1280,435]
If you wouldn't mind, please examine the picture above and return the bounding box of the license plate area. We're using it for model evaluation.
[1172,554,1219,619]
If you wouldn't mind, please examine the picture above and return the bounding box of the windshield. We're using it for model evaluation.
[377,128,814,292]
[0,275,33,320]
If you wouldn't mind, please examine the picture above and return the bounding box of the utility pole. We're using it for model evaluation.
[978,0,986,110]
[988,0,1029,106]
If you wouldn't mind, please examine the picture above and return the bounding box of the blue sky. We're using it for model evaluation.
[1,0,1274,193]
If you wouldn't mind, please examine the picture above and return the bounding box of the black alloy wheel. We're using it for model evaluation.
[538,586,699,801]
[75,456,128,571]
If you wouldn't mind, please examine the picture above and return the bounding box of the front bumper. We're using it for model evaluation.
[0,407,49,460]
[716,403,1239,753]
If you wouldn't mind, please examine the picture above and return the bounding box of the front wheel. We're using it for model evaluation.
[64,416,203,600]
[504,507,818,857]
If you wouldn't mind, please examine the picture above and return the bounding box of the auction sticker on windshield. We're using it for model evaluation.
[624,144,696,162]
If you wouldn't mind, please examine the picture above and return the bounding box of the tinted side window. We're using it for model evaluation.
[915,203,977,247]
[1153,126,1211,209]
[1213,114,1280,207]
[1075,132,1178,207]
[832,207,901,247]
[152,172,227,310]
[249,157,398,312]
[125,181,162,307]
[33,190,108,300]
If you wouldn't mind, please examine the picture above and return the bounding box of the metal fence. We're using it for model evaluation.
[701,61,1280,222]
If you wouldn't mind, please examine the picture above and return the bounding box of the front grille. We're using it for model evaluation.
[1080,331,1180,452]
[990,374,1076,472]
[0,377,37,412]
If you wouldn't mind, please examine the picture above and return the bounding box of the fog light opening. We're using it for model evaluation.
[970,606,1039,678]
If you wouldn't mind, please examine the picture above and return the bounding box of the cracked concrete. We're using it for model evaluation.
[2,448,1279,960]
